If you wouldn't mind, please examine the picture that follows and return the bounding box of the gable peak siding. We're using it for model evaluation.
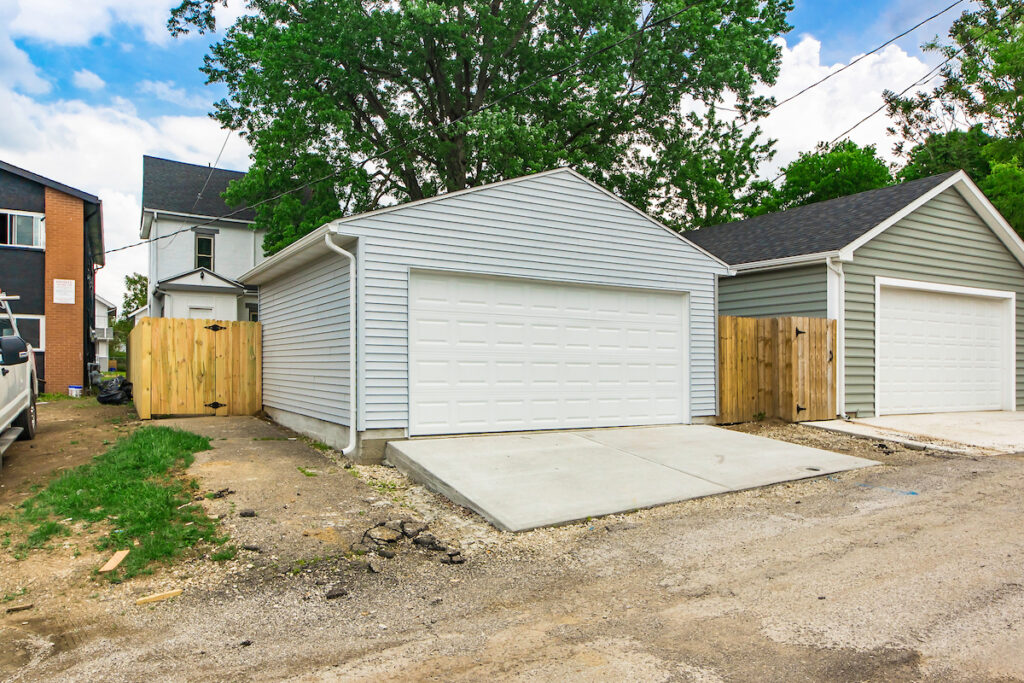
[843,187,1024,416]
[331,170,724,430]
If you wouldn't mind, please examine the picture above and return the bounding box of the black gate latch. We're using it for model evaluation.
[205,324,226,331]
[206,401,226,409]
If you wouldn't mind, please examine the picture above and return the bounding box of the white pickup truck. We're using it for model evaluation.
[0,294,37,462]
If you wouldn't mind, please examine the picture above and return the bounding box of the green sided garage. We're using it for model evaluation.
[689,170,1024,419]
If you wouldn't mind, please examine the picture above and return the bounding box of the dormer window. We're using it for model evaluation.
[195,233,214,270]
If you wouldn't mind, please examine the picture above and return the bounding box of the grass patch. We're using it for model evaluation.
[2,587,28,603]
[17,426,224,581]
[211,545,237,562]
[296,466,318,477]
[304,438,331,452]
[37,392,83,402]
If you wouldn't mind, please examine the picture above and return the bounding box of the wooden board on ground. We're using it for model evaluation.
[99,549,130,573]
[135,589,183,605]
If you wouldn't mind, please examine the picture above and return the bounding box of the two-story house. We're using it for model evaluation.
[94,294,116,372]
[0,159,105,393]
[140,156,266,321]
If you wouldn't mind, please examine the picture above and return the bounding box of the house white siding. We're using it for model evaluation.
[260,254,351,425]
[325,170,725,430]
[149,217,267,283]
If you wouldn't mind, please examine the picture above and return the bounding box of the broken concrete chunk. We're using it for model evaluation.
[412,533,445,551]
[325,585,348,600]
[383,520,404,533]
[365,526,403,544]
[242,544,260,552]
[367,558,385,573]
[377,547,396,559]
[349,542,370,555]
[401,521,428,538]
[239,509,257,518]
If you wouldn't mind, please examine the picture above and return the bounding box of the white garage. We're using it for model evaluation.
[243,168,729,462]
[876,278,1016,415]
[408,270,689,435]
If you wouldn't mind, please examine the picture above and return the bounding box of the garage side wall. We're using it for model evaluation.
[718,264,828,318]
[260,255,352,424]
[334,170,727,430]
[844,187,1024,416]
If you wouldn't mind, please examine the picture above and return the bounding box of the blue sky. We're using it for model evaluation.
[0,0,965,303]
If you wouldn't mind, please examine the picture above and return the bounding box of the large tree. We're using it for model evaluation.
[171,0,791,253]
[743,140,893,216]
[885,0,1024,236]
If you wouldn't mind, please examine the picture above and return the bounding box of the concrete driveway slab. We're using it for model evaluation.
[387,425,877,531]
[808,411,1024,455]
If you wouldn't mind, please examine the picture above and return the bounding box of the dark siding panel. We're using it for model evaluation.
[0,247,45,314]
[0,170,45,213]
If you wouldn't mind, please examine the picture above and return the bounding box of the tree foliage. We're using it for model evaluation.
[170,0,792,253]
[743,140,893,216]
[898,125,994,182]
[112,273,148,354]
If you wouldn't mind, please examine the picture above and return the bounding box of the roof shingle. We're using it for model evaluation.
[142,155,254,222]
[686,171,958,265]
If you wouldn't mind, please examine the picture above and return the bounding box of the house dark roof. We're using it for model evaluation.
[0,159,101,205]
[686,171,959,265]
[142,155,254,222]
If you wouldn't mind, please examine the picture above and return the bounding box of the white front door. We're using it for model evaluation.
[876,279,1015,415]
[408,271,690,436]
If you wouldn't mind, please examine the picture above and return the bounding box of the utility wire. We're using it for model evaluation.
[106,0,713,255]
[720,0,964,116]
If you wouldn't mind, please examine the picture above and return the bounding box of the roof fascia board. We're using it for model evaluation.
[732,251,839,272]
[838,171,965,261]
[141,207,256,226]
[158,267,243,288]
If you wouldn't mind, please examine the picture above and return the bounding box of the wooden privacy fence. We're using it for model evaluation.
[719,315,837,424]
[128,318,261,420]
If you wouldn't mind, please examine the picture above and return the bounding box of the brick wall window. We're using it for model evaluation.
[0,211,44,248]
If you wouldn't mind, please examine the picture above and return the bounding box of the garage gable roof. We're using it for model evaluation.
[241,167,731,284]
[687,172,958,266]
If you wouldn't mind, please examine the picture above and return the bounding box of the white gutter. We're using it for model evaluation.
[324,232,358,456]
[826,257,847,418]
[733,251,842,273]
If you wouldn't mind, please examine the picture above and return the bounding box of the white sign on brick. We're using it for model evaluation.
[53,278,75,305]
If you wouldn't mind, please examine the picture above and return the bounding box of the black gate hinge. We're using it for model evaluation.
[205,324,226,331]
[206,401,226,409]
[795,327,806,336]
[796,404,806,413]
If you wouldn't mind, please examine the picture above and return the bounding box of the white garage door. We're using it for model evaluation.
[409,271,689,436]
[877,281,1014,415]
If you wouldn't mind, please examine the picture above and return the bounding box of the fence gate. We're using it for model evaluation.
[718,316,837,424]
[128,318,261,420]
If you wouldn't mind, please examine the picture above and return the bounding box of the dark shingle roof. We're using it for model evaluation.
[142,155,254,222]
[687,171,959,265]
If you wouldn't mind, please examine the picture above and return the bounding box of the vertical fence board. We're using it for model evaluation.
[718,315,836,423]
[128,317,261,419]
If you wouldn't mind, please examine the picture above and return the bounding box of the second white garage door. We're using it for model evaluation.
[876,280,1015,415]
[409,271,689,436]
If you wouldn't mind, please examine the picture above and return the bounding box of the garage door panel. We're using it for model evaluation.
[878,285,1012,415]
[410,271,688,435]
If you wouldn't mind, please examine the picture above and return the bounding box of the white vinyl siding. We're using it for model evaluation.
[329,170,725,430]
[845,188,1024,416]
[718,264,828,318]
[260,255,351,424]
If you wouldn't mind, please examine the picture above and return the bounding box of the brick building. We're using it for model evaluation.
[0,160,105,393]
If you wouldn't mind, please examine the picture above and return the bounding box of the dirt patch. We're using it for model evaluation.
[5,418,1024,681]
[1,398,137,508]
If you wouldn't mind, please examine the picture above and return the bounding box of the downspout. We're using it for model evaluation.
[826,257,847,419]
[324,231,358,455]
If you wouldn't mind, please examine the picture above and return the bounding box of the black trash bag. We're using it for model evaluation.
[97,377,133,405]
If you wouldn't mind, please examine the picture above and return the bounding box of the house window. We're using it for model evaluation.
[195,233,214,270]
[0,212,44,248]
[246,303,259,322]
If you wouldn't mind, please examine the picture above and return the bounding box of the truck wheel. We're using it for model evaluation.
[13,392,36,441]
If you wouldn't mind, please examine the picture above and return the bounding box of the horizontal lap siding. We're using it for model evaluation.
[260,255,351,424]
[844,188,1024,416]
[718,265,828,318]
[335,171,726,430]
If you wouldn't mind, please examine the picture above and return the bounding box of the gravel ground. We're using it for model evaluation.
[3,417,1023,682]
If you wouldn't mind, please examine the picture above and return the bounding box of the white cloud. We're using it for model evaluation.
[138,79,210,110]
[0,0,50,94]
[72,68,105,90]
[8,0,250,47]
[751,36,932,177]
